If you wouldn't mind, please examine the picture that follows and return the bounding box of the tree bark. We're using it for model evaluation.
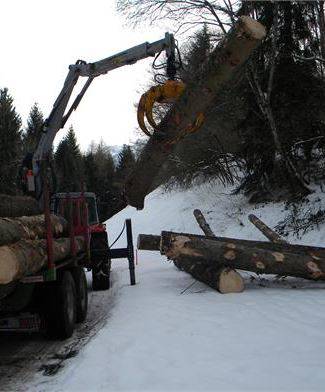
[160,231,325,281]
[0,215,68,247]
[125,16,266,210]
[248,214,287,244]
[137,232,244,293]
[137,234,161,251]
[0,237,85,285]
[0,194,41,218]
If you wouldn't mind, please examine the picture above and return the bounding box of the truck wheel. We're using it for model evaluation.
[92,260,111,291]
[45,271,77,339]
[72,267,88,323]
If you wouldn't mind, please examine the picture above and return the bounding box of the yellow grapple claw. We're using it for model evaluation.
[137,80,204,142]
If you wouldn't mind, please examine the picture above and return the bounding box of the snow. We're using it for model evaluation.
[31,180,325,391]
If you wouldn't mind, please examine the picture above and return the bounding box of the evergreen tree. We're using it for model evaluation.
[23,103,44,154]
[83,140,116,221]
[181,24,212,83]
[55,126,84,192]
[116,144,136,183]
[0,88,22,194]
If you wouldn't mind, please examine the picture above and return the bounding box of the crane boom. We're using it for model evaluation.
[29,33,176,201]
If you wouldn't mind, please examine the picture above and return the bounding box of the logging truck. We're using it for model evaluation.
[0,33,180,339]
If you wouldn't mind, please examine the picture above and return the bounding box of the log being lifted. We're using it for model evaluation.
[160,232,325,281]
[125,16,266,210]
[0,237,85,285]
[0,194,41,218]
[0,214,67,247]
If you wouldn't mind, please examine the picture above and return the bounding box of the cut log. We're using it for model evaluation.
[125,16,266,210]
[160,231,325,281]
[248,214,287,244]
[137,234,161,251]
[192,209,244,292]
[193,209,215,237]
[0,194,41,218]
[137,231,244,293]
[178,256,244,294]
[0,237,85,285]
[0,215,67,247]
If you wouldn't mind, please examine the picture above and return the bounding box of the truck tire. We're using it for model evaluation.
[45,271,77,339]
[72,267,88,323]
[92,260,111,291]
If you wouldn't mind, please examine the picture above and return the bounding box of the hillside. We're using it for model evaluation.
[31,180,325,391]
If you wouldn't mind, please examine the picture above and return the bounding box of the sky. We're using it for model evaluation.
[1,0,175,150]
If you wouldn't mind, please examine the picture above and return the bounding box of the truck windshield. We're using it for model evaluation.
[86,197,99,225]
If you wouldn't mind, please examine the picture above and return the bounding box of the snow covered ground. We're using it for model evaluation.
[31,180,325,391]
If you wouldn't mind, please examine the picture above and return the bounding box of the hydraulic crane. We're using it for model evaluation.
[25,33,183,203]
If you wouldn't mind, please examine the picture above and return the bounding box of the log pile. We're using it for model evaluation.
[138,212,325,294]
[0,208,85,286]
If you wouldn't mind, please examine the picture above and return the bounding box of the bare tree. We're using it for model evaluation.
[246,3,310,196]
[116,0,238,34]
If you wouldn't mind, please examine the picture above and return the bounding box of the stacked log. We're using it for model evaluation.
[138,230,325,294]
[0,237,85,285]
[0,215,67,246]
[190,209,244,293]
[0,211,85,286]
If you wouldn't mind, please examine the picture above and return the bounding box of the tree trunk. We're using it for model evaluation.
[125,16,266,210]
[0,237,85,285]
[0,215,68,246]
[177,256,244,294]
[137,232,244,293]
[0,194,41,218]
[160,231,325,281]
[193,209,215,237]
[137,234,161,251]
[192,209,244,292]
[248,214,287,244]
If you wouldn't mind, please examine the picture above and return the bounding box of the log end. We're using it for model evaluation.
[218,268,245,294]
[239,16,267,41]
[137,234,161,251]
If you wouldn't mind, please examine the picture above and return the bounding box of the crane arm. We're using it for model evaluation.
[30,33,176,200]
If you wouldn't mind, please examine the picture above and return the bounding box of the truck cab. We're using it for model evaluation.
[51,192,111,291]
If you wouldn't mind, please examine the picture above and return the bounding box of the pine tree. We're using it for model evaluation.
[0,88,22,194]
[83,140,116,221]
[54,126,84,192]
[181,24,212,83]
[23,103,44,154]
[116,144,136,181]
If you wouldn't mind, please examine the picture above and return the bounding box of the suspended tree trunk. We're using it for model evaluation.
[159,231,325,281]
[0,215,68,246]
[0,194,41,218]
[125,16,266,210]
[0,237,85,285]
